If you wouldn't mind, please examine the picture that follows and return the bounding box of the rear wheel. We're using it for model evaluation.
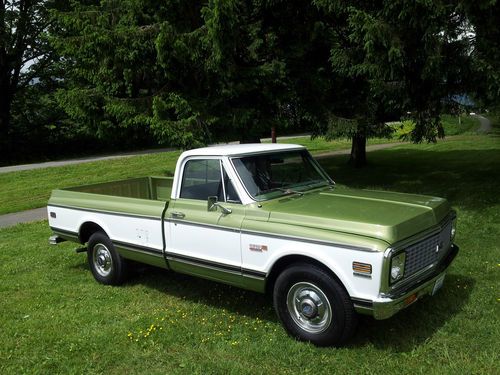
[87,231,128,285]
[273,263,357,346]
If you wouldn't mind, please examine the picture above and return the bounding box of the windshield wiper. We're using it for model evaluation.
[277,188,304,196]
[255,187,304,197]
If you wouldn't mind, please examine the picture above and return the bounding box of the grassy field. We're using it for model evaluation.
[440,114,482,135]
[1,127,499,373]
[0,114,480,216]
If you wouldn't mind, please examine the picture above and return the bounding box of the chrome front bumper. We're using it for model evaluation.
[354,244,459,320]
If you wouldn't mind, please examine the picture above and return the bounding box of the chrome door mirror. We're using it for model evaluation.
[207,196,218,212]
[207,196,232,215]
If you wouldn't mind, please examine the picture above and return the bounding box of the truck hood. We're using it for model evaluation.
[265,188,451,244]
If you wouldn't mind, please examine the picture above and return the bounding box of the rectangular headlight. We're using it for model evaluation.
[451,217,457,241]
[390,251,406,283]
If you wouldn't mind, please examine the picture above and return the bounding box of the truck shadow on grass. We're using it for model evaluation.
[111,262,473,351]
[348,273,474,351]
[127,264,277,321]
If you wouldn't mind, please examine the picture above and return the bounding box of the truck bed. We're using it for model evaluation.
[66,176,173,201]
[48,176,173,221]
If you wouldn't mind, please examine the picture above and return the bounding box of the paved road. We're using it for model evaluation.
[0,208,47,229]
[0,147,176,174]
[314,141,405,159]
[473,114,492,133]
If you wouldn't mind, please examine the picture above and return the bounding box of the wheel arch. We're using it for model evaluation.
[265,254,348,296]
[79,221,107,244]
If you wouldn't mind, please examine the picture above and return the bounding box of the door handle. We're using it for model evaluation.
[171,211,185,219]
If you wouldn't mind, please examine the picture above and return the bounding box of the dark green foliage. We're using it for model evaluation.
[464,0,500,105]
[2,0,498,164]
[50,0,165,146]
[52,1,335,149]
[314,0,472,166]
[0,0,62,161]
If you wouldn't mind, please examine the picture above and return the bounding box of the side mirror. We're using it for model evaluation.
[207,196,218,212]
[207,196,232,215]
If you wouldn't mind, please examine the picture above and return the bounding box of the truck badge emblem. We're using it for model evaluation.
[249,244,268,252]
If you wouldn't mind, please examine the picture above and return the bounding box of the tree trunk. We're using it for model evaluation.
[349,132,367,167]
[0,45,11,133]
[0,86,11,135]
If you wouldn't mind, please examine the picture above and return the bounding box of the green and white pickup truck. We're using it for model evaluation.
[48,143,458,346]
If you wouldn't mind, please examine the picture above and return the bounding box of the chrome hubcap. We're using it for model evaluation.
[287,282,332,333]
[93,244,112,277]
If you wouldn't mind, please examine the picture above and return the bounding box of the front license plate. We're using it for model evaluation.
[432,274,446,296]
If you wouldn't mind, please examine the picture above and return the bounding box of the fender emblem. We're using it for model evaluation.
[249,244,268,252]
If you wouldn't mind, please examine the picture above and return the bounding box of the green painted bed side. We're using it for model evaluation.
[48,189,167,218]
[48,176,173,218]
[66,176,173,201]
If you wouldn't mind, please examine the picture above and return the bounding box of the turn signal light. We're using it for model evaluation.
[404,293,417,306]
[352,261,372,275]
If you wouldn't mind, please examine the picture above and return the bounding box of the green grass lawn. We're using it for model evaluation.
[390,114,480,139]
[1,129,499,373]
[440,114,481,135]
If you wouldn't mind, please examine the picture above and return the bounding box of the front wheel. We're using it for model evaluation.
[273,263,357,346]
[87,231,128,285]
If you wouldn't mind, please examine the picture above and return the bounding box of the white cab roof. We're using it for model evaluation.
[180,143,305,158]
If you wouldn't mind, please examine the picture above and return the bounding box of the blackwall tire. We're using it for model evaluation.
[87,231,128,285]
[273,263,358,346]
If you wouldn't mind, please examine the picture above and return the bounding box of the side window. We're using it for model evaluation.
[179,159,242,203]
[180,159,222,200]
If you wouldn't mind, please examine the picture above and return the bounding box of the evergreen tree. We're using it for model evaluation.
[464,0,500,105]
[315,0,471,166]
[0,0,57,140]
[52,0,333,149]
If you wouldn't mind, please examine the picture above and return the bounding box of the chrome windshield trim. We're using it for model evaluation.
[229,150,332,203]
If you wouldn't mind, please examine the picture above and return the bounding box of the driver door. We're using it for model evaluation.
[167,158,244,284]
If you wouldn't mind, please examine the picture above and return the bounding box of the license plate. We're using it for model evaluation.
[432,274,446,295]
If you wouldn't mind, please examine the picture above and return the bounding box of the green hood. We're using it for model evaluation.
[265,187,451,244]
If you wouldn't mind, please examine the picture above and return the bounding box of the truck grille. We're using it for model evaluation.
[404,221,452,278]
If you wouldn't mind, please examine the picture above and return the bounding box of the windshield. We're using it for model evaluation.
[232,150,331,201]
